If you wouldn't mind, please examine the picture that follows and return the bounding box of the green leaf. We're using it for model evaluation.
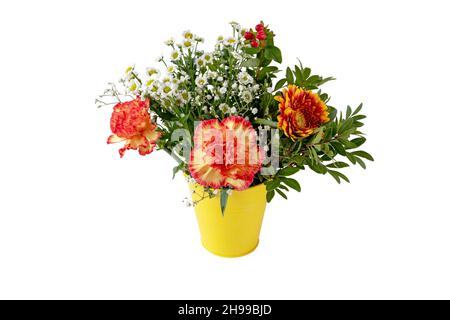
[328,170,350,184]
[294,65,303,83]
[352,150,374,161]
[241,58,260,68]
[254,118,278,128]
[172,165,181,179]
[346,106,352,118]
[328,106,337,121]
[276,188,288,199]
[353,115,367,121]
[346,152,357,164]
[266,190,275,202]
[286,67,294,84]
[308,161,328,174]
[349,137,366,148]
[330,141,346,156]
[309,128,323,144]
[220,189,229,216]
[316,76,336,86]
[280,177,301,192]
[274,78,287,91]
[352,103,363,115]
[355,157,366,169]
[278,166,300,176]
[243,47,260,55]
[265,179,281,191]
[259,66,278,79]
[338,118,354,134]
[302,68,311,79]
[265,46,282,63]
[328,170,341,184]
[326,161,349,168]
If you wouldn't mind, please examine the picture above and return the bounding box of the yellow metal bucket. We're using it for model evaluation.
[189,182,267,257]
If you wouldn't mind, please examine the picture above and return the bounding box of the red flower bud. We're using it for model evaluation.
[250,40,259,48]
[255,23,264,32]
[256,31,266,40]
[244,31,254,40]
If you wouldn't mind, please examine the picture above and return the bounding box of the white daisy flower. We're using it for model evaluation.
[207,71,218,79]
[195,76,207,88]
[182,30,194,39]
[241,90,253,104]
[145,79,155,87]
[164,37,175,46]
[167,65,176,73]
[219,103,229,112]
[146,67,160,78]
[125,64,135,75]
[179,90,191,103]
[161,84,173,95]
[225,37,237,46]
[238,72,253,85]
[196,58,206,67]
[161,76,172,84]
[229,21,241,31]
[181,39,193,49]
[170,50,180,60]
[127,79,140,94]
[202,52,213,63]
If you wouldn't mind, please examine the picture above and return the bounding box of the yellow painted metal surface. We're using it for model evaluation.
[189,182,267,258]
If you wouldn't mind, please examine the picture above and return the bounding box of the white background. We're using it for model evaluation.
[1,0,449,299]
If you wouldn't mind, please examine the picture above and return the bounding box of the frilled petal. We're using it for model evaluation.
[107,134,126,144]
[276,85,329,140]
[188,116,263,191]
[107,98,160,157]
[189,148,226,189]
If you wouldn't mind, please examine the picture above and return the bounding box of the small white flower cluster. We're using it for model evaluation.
[119,23,272,120]
[120,65,141,95]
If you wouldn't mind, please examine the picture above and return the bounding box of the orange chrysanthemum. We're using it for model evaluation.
[107,98,161,158]
[275,85,329,139]
[188,116,264,190]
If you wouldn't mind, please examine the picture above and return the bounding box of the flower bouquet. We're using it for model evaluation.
[97,21,373,257]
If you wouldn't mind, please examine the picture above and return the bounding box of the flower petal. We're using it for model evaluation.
[189,148,225,189]
[107,134,126,144]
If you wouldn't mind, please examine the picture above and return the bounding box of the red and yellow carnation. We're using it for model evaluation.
[275,85,329,139]
[188,116,264,191]
[107,98,161,158]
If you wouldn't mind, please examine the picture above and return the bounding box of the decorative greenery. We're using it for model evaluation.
[98,21,373,209]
